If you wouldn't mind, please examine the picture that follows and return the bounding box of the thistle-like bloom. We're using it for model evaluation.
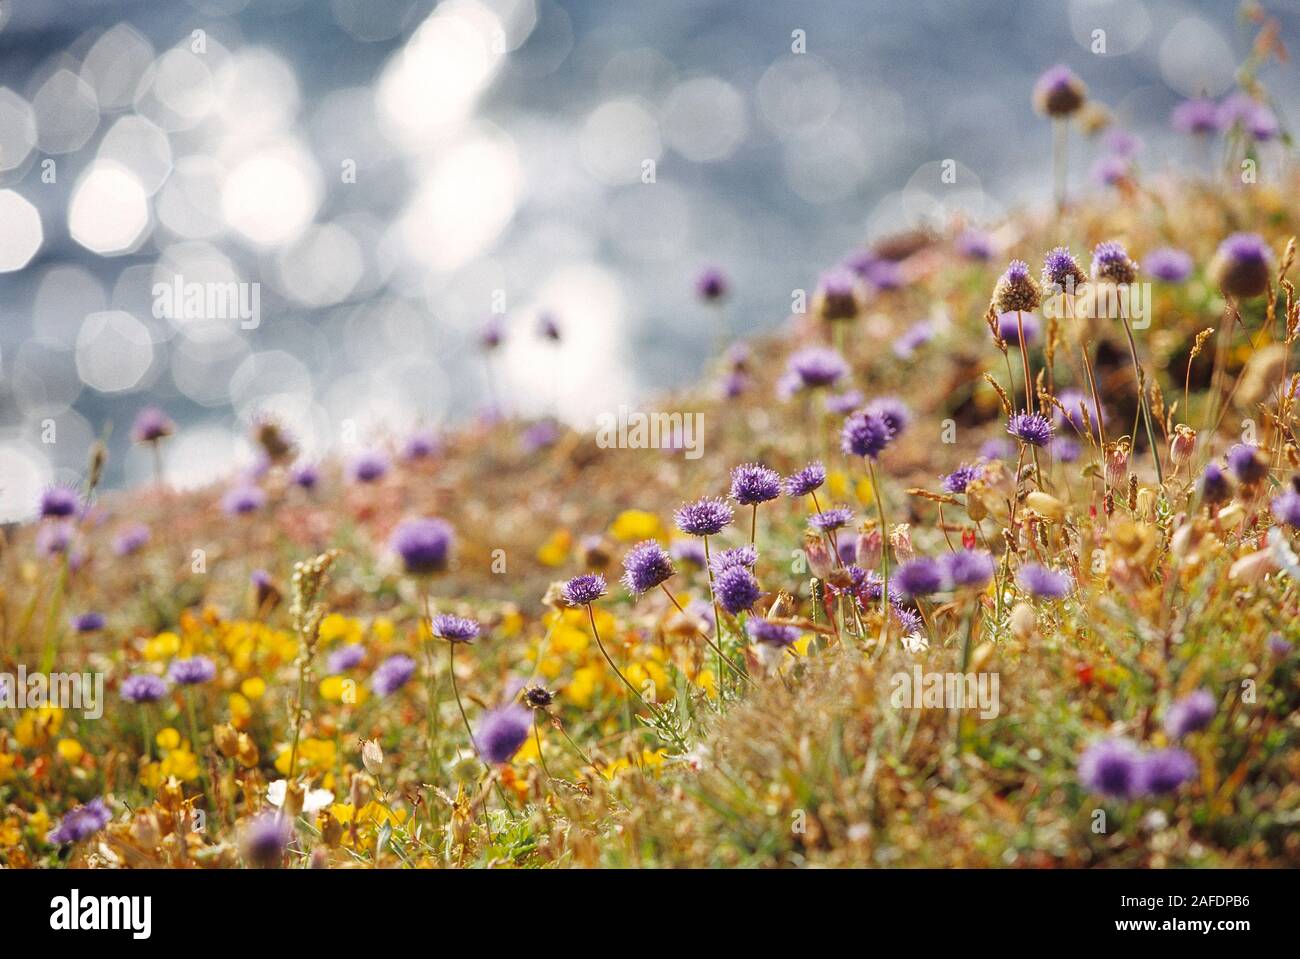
[562,573,608,606]
[1017,563,1072,599]
[1078,738,1144,799]
[895,557,944,598]
[787,347,849,390]
[1272,490,1300,528]
[865,397,910,438]
[695,266,729,302]
[956,228,994,261]
[1199,462,1232,505]
[708,544,757,575]
[370,654,417,695]
[523,685,555,708]
[1164,689,1216,739]
[1226,443,1268,485]
[350,450,390,483]
[47,797,112,844]
[476,704,533,764]
[1090,241,1138,285]
[430,613,481,643]
[1209,232,1273,300]
[942,549,995,590]
[130,407,175,444]
[389,517,454,575]
[942,463,983,494]
[1007,411,1054,447]
[169,655,216,686]
[715,565,760,615]
[1144,247,1193,283]
[291,462,319,489]
[746,618,801,648]
[1171,97,1219,136]
[1054,388,1103,436]
[1141,748,1197,795]
[222,484,265,516]
[813,267,865,321]
[327,643,366,673]
[241,812,293,868]
[674,497,734,536]
[825,390,863,415]
[996,310,1040,347]
[120,674,168,703]
[840,409,893,458]
[402,431,441,461]
[1033,64,1086,117]
[72,612,105,633]
[730,463,782,505]
[785,461,826,497]
[112,524,150,556]
[808,507,854,532]
[993,260,1042,313]
[621,540,675,595]
[1042,247,1087,295]
[1218,93,1278,141]
[39,486,80,519]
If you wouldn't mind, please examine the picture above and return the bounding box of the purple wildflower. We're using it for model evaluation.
[942,463,983,494]
[841,409,893,458]
[402,431,441,461]
[112,524,150,556]
[1041,246,1086,295]
[1210,232,1272,299]
[787,347,849,390]
[808,507,854,532]
[893,319,933,358]
[956,229,994,261]
[895,557,945,598]
[980,437,1016,461]
[785,462,826,497]
[695,267,729,302]
[730,463,782,505]
[942,549,995,590]
[994,259,1042,313]
[1055,388,1103,435]
[674,498,734,537]
[670,539,707,567]
[746,618,801,648]
[825,390,864,415]
[476,704,532,764]
[1078,737,1144,800]
[562,573,608,606]
[291,462,319,489]
[120,674,168,704]
[1091,241,1138,284]
[130,407,175,444]
[1164,690,1216,739]
[39,486,80,519]
[71,612,105,633]
[865,396,910,438]
[1018,563,1072,599]
[621,541,675,595]
[169,655,216,686]
[327,643,366,673]
[480,314,505,350]
[1144,247,1193,283]
[715,565,760,615]
[242,812,293,868]
[1007,411,1054,447]
[1171,97,1219,136]
[222,484,265,516]
[1272,490,1300,528]
[997,310,1041,347]
[1091,154,1130,187]
[47,797,112,844]
[1033,64,1086,117]
[1226,443,1268,485]
[814,267,865,321]
[1141,748,1198,795]
[370,654,417,695]
[709,544,758,575]
[430,613,481,643]
[389,517,454,576]
[350,450,390,483]
[36,521,75,557]
[1200,462,1232,504]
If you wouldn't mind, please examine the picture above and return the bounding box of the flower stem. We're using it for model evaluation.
[866,457,890,654]
[585,604,685,751]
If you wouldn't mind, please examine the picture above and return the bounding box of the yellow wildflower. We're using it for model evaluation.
[56,739,84,763]
[609,509,661,542]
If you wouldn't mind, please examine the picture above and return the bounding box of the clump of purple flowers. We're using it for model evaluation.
[476,704,533,764]
[1091,241,1138,285]
[1210,232,1272,300]
[621,541,675,595]
[894,557,945,598]
[222,484,266,516]
[430,613,481,643]
[113,524,150,556]
[730,463,781,505]
[120,673,168,703]
[291,462,319,490]
[864,397,910,438]
[674,497,734,537]
[709,544,758,575]
[169,656,216,686]
[327,644,366,673]
[942,463,983,494]
[942,549,995,590]
[695,266,729,302]
[841,409,894,459]
[715,565,760,615]
[39,485,81,519]
[808,507,854,533]
[1018,563,1072,599]
[1078,738,1144,800]
[1272,490,1300,528]
[47,797,112,844]
[746,618,801,648]
[786,347,849,391]
[1007,411,1054,448]
[130,407,175,444]
[350,450,390,483]
[1041,246,1086,295]
[1226,443,1268,485]
[72,612,105,633]
[785,461,826,498]
[996,310,1040,348]
[1164,689,1216,739]
[562,573,608,606]
[390,517,454,576]
[993,259,1042,314]
[371,654,417,695]
[241,812,293,868]
[1144,247,1193,283]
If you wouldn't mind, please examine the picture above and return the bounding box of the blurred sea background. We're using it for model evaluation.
[0,0,1296,513]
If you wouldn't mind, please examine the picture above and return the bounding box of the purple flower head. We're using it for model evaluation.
[1268,634,1292,659]
[1018,563,1072,599]
[1164,689,1216,739]
[537,311,562,341]
[291,462,319,490]
[996,310,1041,348]
[480,314,506,350]
[327,643,366,673]
[370,654,417,695]
[715,564,761,615]
[1102,128,1142,158]
[719,369,750,399]
[169,655,216,686]
[1171,97,1219,136]
[841,409,893,459]
[865,396,910,438]
[350,450,390,484]
[431,613,481,643]
[476,704,532,764]
[1210,232,1272,299]
[521,419,560,454]
[670,539,707,568]
[1219,93,1277,140]
[1091,154,1130,187]
[785,462,826,498]
[979,437,1016,461]
[787,347,849,390]
[895,557,945,598]
[222,484,265,516]
[1272,490,1300,528]
[1007,411,1054,447]
[390,517,454,576]
[113,524,150,556]
[242,812,293,868]
[808,507,854,533]
[730,463,782,506]
[956,228,994,261]
[709,544,758,576]
[1055,389,1103,436]
[1141,748,1197,795]
[695,267,729,302]
[836,539,857,565]
[1091,241,1137,284]
[621,540,675,595]
[942,463,984,494]
[562,573,608,606]
[130,407,175,444]
[120,673,168,704]
[72,612,105,633]
[892,604,923,635]
[1042,247,1086,295]
[1144,247,1193,283]
[36,521,75,557]
[402,430,441,461]
[1033,64,1086,117]
[1226,443,1268,485]
[674,497,734,537]
[942,549,995,590]
[40,485,81,519]
[894,319,933,359]
[1052,436,1081,463]
[815,267,865,321]
[825,390,864,415]
[47,797,112,844]
[746,618,801,648]
[1078,737,1144,800]
[1200,462,1232,504]
[994,260,1042,313]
